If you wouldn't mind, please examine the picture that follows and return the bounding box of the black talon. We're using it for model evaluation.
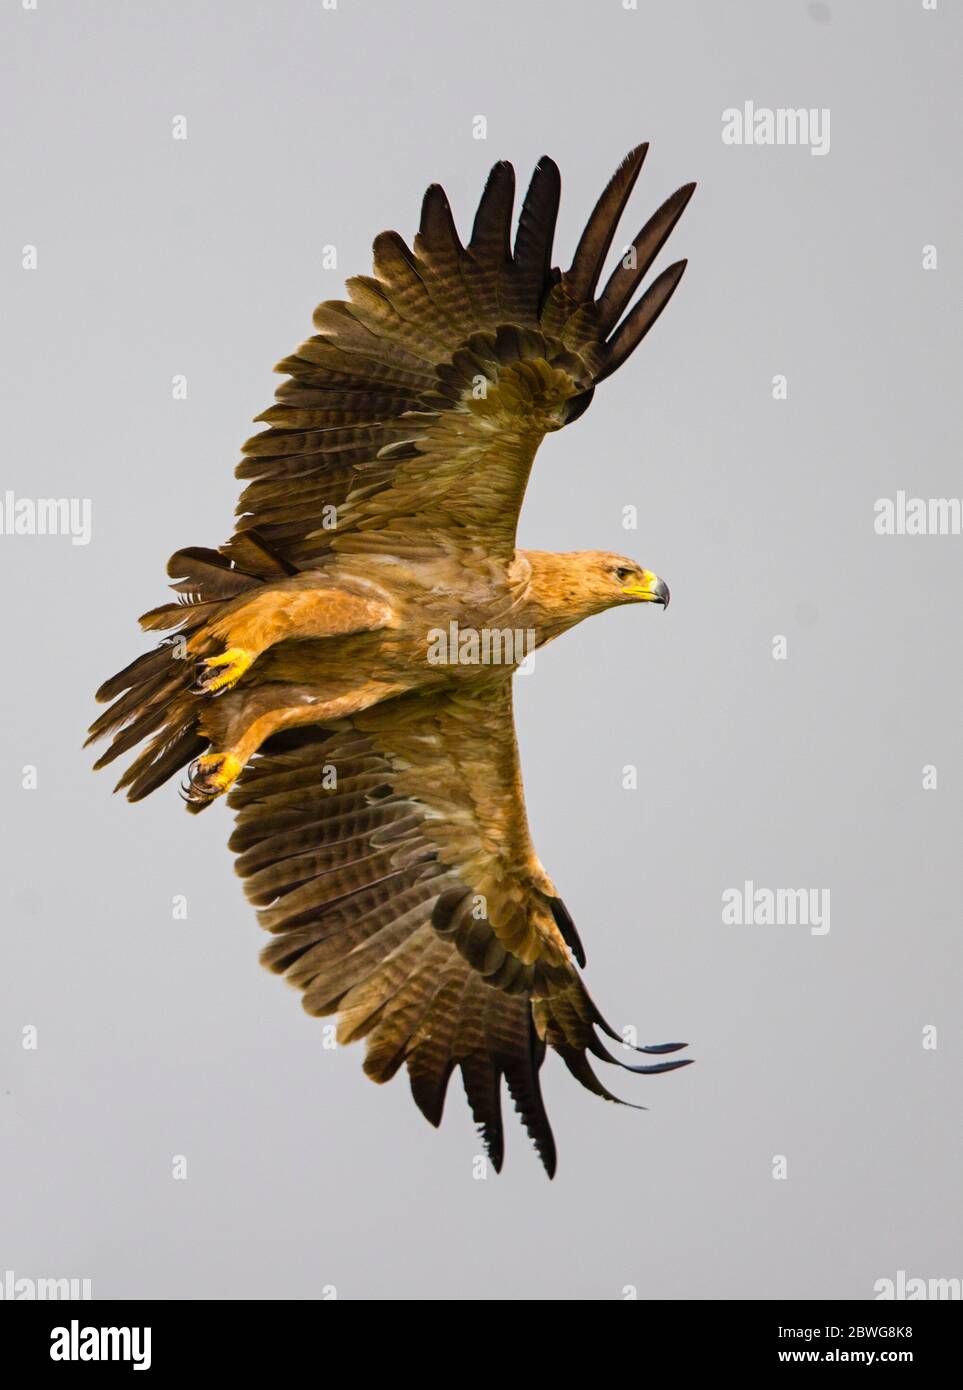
[184,757,220,806]
[191,660,222,696]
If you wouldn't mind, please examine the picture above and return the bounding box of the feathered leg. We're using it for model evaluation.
[191,583,393,696]
[184,679,404,810]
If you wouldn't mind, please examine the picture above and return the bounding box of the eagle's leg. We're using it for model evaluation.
[190,584,391,696]
[183,679,401,809]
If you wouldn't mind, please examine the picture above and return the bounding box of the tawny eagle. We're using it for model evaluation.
[90,143,695,1176]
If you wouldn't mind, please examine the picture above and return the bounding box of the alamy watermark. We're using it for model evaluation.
[0,490,92,545]
[0,1268,92,1299]
[50,1321,151,1371]
[874,491,963,536]
[874,1270,961,1300]
[722,881,830,936]
[427,621,536,671]
[722,102,831,157]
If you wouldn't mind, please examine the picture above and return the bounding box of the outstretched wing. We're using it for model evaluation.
[228,681,689,1175]
[236,144,694,567]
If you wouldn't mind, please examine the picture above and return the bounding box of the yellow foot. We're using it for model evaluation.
[183,752,243,810]
[192,647,256,697]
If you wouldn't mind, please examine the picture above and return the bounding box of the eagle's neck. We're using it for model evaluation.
[512,549,603,645]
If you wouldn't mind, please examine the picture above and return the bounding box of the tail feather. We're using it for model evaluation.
[94,645,176,705]
[88,533,285,800]
[91,698,179,769]
[125,727,208,802]
[138,599,220,632]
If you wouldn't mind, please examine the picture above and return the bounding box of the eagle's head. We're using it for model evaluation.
[578,551,670,613]
[521,549,670,627]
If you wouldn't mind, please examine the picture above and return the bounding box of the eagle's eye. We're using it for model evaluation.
[614,565,633,582]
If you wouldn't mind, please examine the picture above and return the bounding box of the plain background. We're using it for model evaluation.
[1,0,960,1300]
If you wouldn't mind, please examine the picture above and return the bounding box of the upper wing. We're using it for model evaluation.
[235,144,694,567]
[228,680,689,1175]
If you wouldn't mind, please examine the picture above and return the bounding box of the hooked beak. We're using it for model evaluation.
[622,571,670,609]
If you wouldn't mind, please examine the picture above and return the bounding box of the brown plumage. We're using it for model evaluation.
[89,144,696,1175]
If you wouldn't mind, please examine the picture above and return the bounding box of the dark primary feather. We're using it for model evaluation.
[598,258,689,384]
[597,181,697,334]
[469,160,515,266]
[512,156,562,318]
[565,142,649,303]
[550,896,587,968]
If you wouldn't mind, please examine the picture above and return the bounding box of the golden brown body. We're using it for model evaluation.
[186,547,667,802]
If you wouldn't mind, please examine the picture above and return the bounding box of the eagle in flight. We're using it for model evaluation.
[89,143,695,1176]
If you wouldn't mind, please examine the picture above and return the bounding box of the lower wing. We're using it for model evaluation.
[228,680,690,1175]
